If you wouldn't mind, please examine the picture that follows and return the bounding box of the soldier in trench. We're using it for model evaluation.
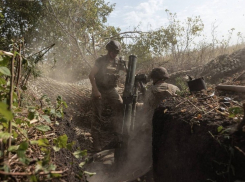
[145,67,179,109]
[88,40,123,151]
[138,67,180,128]
[139,66,180,156]
[125,67,180,178]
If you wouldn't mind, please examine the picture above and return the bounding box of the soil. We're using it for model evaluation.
[152,96,245,182]
[28,78,128,181]
[150,71,245,182]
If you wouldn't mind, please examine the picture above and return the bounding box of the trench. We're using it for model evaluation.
[27,47,245,181]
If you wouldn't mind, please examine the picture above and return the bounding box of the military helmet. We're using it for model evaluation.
[149,67,170,80]
[106,40,121,52]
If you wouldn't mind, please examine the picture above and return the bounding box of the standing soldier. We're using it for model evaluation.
[88,40,123,151]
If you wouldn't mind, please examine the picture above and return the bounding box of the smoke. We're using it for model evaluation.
[87,107,153,182]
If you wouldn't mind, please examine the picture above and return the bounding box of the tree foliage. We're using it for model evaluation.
[122,10,204,71]
[0,0,43,50]
[1,2,244,79]
[0,0,121,81]
[42,0,117,65]
[37,0,121,80]
[0,47,92,180]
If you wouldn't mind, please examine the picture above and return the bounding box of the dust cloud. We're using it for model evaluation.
[87,108,153,182]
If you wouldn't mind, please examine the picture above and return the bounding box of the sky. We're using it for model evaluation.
[104,0,245,43]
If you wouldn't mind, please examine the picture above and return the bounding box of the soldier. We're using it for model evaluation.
[88,40,123,151]
[125,67,179,177]
[145,67,180,109]
[137,67,180,131]
[132,67,180,177]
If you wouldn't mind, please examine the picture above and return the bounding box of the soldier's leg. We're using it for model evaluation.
[91,97,103,151]
[102,88,123,165]
[104,88,123,133]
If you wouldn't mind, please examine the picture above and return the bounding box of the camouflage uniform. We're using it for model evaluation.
[139,81,180,131]
[91,55,123,147]
[145,81,180,110]
[145,67,179,110]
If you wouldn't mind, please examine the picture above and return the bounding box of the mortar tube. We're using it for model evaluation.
[122,55,137,135]
[115,55,137,166]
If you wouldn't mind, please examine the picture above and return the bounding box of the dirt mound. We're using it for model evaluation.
[152,94,245,182]
[168,47,245,84]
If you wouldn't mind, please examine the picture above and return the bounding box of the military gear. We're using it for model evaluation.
[95,55,119,89]
[138,81,180,126]
[115,57,127,71]
[149,67,170,80]
[104,73,119,88]
[115,55,138,165]
[91,54,123,152]
[106,40,121,52]
[146,82,180,109]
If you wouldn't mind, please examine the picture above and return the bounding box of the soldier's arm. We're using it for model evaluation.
[89,65,101,98]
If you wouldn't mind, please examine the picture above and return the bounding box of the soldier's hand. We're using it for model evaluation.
[92,89,102,99]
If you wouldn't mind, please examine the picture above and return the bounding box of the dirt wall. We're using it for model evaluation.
[152,98,245,182]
